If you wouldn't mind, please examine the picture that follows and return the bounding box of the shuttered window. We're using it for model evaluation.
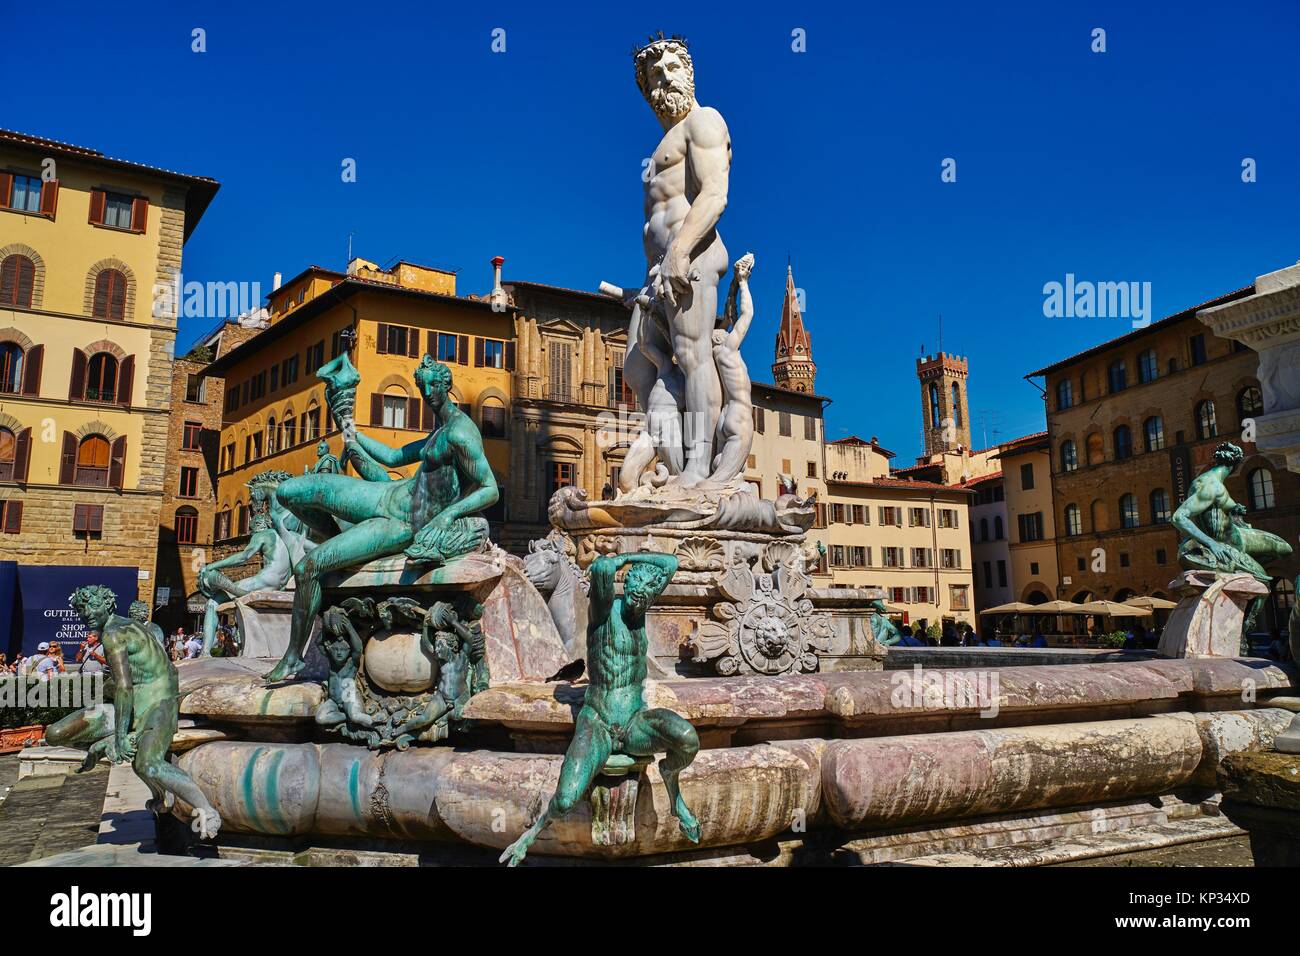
[0,254,35,307]
[92,269,128,320]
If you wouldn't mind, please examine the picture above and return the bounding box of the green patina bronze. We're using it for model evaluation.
[46,585,222,838]
[500,551,700,866]
[314,595,487,749]
[868,598,902,646]
[1173,442,1294,635]
[265,353,500,681]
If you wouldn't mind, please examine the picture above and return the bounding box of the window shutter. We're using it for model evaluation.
[88,189,106,225]
[457,335,469,364]
[376,323,389,354]
[422,400,435,431]
[371,393,383,426]
[20,344,41,395]
[39,179,58,217]
[117,354,134,406]
[13,428,30,482]
[0,172,11,208]
[131,196,148,233]
[59,432,76,484]
[474,337,485,367]
[406,328,418,358]
[427,330,436,357]
[3,500,21,534]
[0,257,14,304]
[407,396,421,427]
[90,505,104,534]
[14,255,33,307]
[109,436,126,489]
[504,341,516,371]
[69,348,87,400]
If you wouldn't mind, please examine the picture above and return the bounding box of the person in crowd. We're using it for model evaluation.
[184,631,204,659]
[940,622,959,647]
[0,653,8,674]
[77,632,107,674]
[33,642,63,679]
[1030,633,1048,648]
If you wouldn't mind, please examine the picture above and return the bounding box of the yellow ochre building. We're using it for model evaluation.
[0,129,217,642]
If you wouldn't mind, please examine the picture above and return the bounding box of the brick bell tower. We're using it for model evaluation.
[772,264,816,392]
[916,352,971,455]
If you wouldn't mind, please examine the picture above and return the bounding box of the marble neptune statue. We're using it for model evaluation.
[615,34,735,490]
[264,354,499,681]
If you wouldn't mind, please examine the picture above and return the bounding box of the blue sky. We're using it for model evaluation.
[14,0,1299,460]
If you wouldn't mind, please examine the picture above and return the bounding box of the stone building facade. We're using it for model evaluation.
[502,280,632,551]
[1030,288,1299,634]
[991,431,1059,604]
[0,129,217,610]
[153,322,258,629]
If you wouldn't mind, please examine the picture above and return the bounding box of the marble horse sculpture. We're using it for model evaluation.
[265,353,499,681]
[197,469,311,654]
[45,585,221,838]
[523,530,590,661]
[500,552,700,865]
[1172,441,1294,632]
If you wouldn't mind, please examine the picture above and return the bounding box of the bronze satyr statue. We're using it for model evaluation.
[500,552,700,865]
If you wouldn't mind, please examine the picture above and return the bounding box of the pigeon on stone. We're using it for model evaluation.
[545,659,585,683]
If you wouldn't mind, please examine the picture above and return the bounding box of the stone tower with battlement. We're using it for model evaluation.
[772,265,816,393]
[917,352,971,456]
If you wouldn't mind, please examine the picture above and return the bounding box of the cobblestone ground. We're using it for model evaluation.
[0,754,109,866]
[1060,836,1255,867]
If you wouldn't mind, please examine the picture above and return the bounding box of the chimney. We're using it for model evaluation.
[272,271,282,291]
[489,256,507,311]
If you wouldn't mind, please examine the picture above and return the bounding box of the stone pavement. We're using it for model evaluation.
[0,753,108,866]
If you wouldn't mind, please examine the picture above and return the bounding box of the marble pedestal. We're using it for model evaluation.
[1157,570,1268,659]
[1219,749,1300,865]
[1198,261,1300,473]
[220,590,295,659]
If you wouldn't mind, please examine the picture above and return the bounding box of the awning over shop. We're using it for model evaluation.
[15,565,139,657]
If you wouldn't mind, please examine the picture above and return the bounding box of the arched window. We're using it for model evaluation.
[1119,493,1139,528]
[1137,348,1158,383]
[75,435,111,487]
[0,342,23,394]
[266,415,278,455]
[1150,488,1170,523]
[1056,380,1073,411]
[175,507,199,545]
[92,269,128,321]
[928,383,940,428]
[1249,468,1276,511]
[1196,400,1217,440]
[1108,360,1127,393]
[1086,432,1104,465]
[993,516,1004,540]
[979,517,989,542]
[236,502,249,536]
[1238,386,1264,419]
[1091,499,1109,532]
[0,427,14,481]
[0,254,35,308]
[1143,415,1164,452]
[480,397,508,438]
[951,383,962,426]
[1113,424,1133,460]
[1064,503,1081,536]
[85,353,119,403]
[1060,440,1078,473]
[214,508,231,541]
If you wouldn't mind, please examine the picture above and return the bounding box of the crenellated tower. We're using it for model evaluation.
[917,351,971,455]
